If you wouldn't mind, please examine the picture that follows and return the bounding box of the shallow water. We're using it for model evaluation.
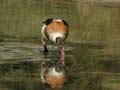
[0,42,120,90]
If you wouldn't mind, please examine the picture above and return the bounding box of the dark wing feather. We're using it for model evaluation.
[43,18,53,25]
[62,19,69,27]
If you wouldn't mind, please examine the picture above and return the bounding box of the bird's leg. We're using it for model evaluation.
[41,38,49,55]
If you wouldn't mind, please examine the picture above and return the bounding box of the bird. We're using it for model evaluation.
[41,18,69,63]
[40,60,67,88]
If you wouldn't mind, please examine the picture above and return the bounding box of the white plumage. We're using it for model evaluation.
[41,24,47,40]
[49,32,65,42]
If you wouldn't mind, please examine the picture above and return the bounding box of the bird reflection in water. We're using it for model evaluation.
[40,60,68,88]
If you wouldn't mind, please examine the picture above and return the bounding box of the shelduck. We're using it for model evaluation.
[41,18,69,63]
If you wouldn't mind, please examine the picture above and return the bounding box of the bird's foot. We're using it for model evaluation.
[44,50,49,55]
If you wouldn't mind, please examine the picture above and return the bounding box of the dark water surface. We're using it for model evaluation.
[0,42,120,90]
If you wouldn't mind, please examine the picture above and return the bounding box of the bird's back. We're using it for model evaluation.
[42,19,69,42]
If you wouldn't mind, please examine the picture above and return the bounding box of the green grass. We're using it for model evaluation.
[0,0,77,41]
[0,0,119,43]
